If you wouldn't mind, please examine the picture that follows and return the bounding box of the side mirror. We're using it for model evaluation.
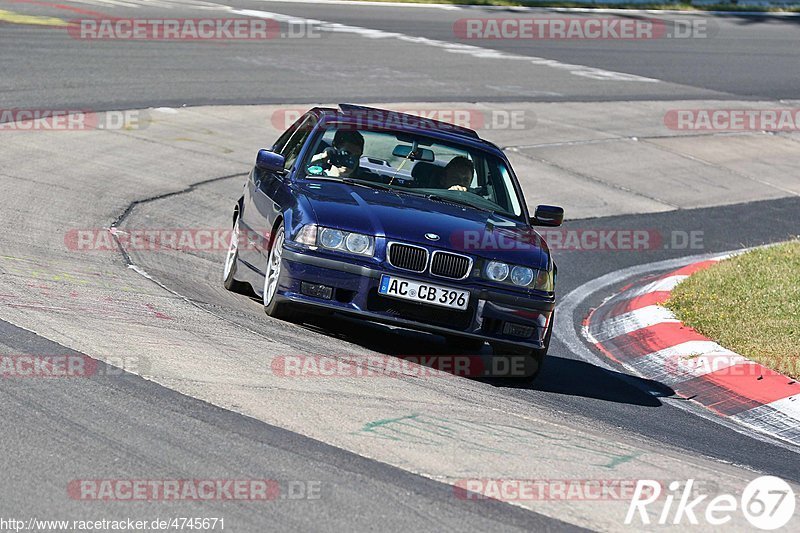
[256,149,286,173]
[533,205,564,227]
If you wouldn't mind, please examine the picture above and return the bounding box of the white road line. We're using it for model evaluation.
[254,0,462,9]
[63,0,800,17]
[591,304,678,343]
[624,274,687,298]
[227,7,661,83]
[142,0,232,8]
[66,0,239,9]
[66,0,146,8]
[76,0,663,83]
[247,0,800,17]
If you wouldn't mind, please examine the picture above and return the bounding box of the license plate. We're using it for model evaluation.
[378,275,469,311]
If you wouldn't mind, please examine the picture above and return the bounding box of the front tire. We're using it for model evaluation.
[223,215,250,294]
[262,225,301,322]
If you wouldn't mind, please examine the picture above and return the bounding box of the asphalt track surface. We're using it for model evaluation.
[0,319,579,531]
[1,1,800,531]
[1,0,800,111]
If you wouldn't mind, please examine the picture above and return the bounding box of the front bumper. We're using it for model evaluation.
[276,245,554,350]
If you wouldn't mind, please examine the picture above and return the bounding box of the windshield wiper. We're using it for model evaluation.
[423,193,495,214]
[341,177,394,191]
[306,174,394,191]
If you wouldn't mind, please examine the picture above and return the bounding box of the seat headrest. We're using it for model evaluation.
[411,161,444,187]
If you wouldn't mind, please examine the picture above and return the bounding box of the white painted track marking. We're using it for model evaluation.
[624,274,687,298]
[227,7,661,83]
[590,304,679,342]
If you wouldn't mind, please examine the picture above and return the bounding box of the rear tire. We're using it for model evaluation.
[223,215,250,294]
[262,225,302,322]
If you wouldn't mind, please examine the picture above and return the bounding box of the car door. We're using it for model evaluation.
[243,113,317,273]
[238,115,304,270]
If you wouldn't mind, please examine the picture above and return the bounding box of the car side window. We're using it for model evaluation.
[272,114,306,154]
[281,116,316,171]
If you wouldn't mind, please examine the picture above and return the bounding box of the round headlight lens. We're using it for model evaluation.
[511,266,534,286]
[345,233,370,254]
[319,228,344,249]
[485,261,509,281]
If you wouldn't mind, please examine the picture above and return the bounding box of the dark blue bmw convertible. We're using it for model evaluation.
[223,104,563,379]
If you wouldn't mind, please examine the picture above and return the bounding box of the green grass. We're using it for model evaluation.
[346,0,800,12]
[666,241,800,379]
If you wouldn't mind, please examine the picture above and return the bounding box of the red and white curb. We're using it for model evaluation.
[584,257,800,447]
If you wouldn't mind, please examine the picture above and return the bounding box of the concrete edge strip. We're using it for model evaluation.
[585,256,800,446]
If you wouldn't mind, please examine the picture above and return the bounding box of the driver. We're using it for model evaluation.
[310,129,365,178]
[441,156,474,192]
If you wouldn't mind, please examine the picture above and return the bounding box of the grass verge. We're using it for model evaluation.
[347,0,800,13]
[666,241,800,379]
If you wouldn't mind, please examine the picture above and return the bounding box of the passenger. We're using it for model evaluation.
[441,156,474,192]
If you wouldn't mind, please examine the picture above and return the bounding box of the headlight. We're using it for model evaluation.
[319,228,344,249]
[485,261,509,281]
[317,227,374,256]
[345,232,370,254]
[483,261,554,292]
[511,266,534,286]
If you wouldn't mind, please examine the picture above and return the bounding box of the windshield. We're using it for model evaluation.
[301,126,524,219]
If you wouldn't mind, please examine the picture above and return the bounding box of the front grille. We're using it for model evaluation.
[430,251,471,279]
[367,289,474,330]
[387,242,428,272]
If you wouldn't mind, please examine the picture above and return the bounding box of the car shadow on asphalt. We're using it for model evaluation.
[298,313,674,408]
[494,355,674,408]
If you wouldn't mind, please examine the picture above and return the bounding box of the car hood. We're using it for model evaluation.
[297,181,550,270]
